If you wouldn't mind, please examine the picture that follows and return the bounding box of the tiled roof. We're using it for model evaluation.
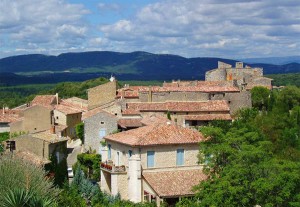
[139,85,239,93]
[14,151,51,166]
[105,123,204,146]
[143,169,207,197]
[31,95,57,107]
[140,114,171,126]
[121,109,141,116]
[127,100,230,112]
[31,131,68,143]
[184,114,232,121]
[117,118,143,128]
[0,109,21,123]
[60,99,88,111]
[82,106,116,120]
[54,104,82,115]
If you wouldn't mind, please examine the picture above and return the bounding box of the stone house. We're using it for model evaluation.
[10,105,52,134]
[8,129,68,165]
[100,122,206,206]
[82,107,118,153]
[53,104,82,139]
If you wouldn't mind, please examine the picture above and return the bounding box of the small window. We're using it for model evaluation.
[56,116,59,119]
[174,118,177,122]
[147,151,155,168]
[128,150,132,158]
[101,121,105,124]
[176,149,184,166]
[115,113,118,116]
[34,128,37,130]
[99,129,106,138]
[228,101,231,104]
[108,144,111,160]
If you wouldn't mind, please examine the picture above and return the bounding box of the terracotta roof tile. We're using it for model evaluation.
[127,100,230,112]
[118,118,143,128]
[82,106,116,120]
[121,109,141,116]
[143,169,207,197]
[139,85,239,93]
[184,114,232,121]
[140,114,171,126]
[31,131,68,143]
[54,104,82,115]
[14,151,51,166]
[105,123,204,146]
[31,95,57,107]
[0,109,21,123]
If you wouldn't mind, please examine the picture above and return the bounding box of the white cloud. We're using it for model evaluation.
[98,0,300,58]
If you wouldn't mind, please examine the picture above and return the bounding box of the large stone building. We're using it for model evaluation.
[100,122,206,206]
[205,61,272,90]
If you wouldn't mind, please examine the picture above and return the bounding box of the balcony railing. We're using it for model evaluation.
[100,162,126,173]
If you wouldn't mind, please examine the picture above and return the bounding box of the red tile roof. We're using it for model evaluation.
[140,114,171,126]
[139,85,239,93]
[54,104,82,115]
[184,114,232,121]
[127,100,230,112]
[105,123,204,146]
[121,109,141,116]
[143,169,207,197]
[0,109,22,123]
[82,106,116,120]
[117,118,143,128]
[31,95,57,107]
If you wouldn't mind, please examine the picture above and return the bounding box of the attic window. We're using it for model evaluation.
[101,121,105,124]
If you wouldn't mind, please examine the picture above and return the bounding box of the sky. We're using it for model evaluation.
[0,0,299,59]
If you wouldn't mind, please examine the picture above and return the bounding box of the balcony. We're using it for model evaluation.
[100,162,126,173]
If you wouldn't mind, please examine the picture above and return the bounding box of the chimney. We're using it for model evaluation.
[50,126,55,134]
[55,93,59,105]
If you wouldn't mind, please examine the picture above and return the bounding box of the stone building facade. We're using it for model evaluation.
[82,107,118,153]
[9,130,68,164]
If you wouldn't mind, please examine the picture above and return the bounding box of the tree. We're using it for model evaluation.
[0,154,60,206]
[251,86,270,110]
[76,122,84,143]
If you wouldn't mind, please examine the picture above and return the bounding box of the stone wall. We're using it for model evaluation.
[205,68,227,81]
[23,105,52,133]
[139,91,209,103]
[88,81,117,110]
[84,112,117,153]
[12,135,49,159]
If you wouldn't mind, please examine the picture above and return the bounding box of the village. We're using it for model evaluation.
[0,61,273,206]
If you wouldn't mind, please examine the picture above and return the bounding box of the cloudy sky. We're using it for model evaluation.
[0,0,299,59]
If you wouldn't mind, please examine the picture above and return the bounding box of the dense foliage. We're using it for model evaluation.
[0,132,9,153]
[0,154,60,206]
[184,86,300,207]
[74,153,102,181]
[267,73,300,87]
[76,122,84,143]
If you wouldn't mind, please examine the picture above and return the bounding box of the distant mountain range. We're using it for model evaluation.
[241,56,300,65]
[0,51,300,85]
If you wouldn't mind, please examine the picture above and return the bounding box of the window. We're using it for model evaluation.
[108,144,111,160]
[99,129,106,138]
[101,121,104,124]
[176,149,184,166]
[147,151,155,168]
[128,150,132,158]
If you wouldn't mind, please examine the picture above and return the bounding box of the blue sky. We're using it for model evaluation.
[0,0,299,59]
